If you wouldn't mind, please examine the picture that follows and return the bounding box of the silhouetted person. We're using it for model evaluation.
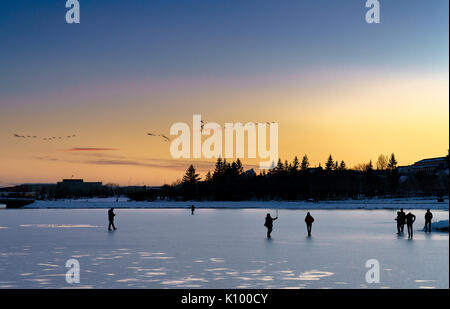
[191,205,195,215]
[305,212,314,236]
[264,213,278,238]
[108,208,117,231]
[424,209,433,232]
[396,208,406,234]
[406,212,416,239]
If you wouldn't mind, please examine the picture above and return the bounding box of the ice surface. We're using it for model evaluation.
[0,208,448,289]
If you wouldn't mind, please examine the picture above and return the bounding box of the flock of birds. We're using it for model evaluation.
[13,134,77,141]
[13,120,277,144]
[146,120,277,143]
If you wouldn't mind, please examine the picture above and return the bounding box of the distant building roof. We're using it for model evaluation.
[414,157,446,165]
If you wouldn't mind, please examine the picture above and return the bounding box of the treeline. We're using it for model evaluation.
[134,153,448,201]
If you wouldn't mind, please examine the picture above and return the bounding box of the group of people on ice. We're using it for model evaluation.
[395,208,433,239]
[264,208,435,240]
[106,207,436,240]
[264,212,315,238]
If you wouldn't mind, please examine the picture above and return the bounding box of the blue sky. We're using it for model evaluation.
[1,0,448,99]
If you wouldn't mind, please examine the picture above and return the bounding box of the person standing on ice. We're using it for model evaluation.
[405,212,416,239]
[424,209,433,232]
[191,204,195,215]
[396,208,406,234]
[108,208,117,231]
[264,213,278,238]
[305,212,314,236]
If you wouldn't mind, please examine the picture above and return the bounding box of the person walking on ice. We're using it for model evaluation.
[406,212,416,239]
[264,213,278,238]
[108,208,117,231]
[305,212,314,236]
[396,208,406,234]
[424,209,433,232]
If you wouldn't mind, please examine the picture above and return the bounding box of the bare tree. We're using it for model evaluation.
[376,154,389,170]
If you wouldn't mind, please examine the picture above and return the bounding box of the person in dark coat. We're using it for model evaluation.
[264,213,278,238]
[305,212,315,236]
[108,208,117,231]
[191,205,195,215]
[424,209,433,232]
[396,208,406,234]
[406,212,416,239]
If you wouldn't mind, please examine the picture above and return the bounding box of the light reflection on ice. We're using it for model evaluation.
[204,268,229,272]
[20,224,101,228]
[161,276,208,286]
[287,270,335,281]
[210,258,225,263]
[38,263,59,268]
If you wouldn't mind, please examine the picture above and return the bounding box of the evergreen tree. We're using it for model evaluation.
[284,160,290,172]
[235,158,244,175]
[291,156,300,173]
[300,155,310,171]
[213,157,224,179]
[325,154,334,171]
[182,165,200,184]
[339,160,346,170]
[333,161,339,170]
[205,170,212,182]
[223,159,231,173]
[387,153,399,193]
[270,159,284,176]
[387,153,398,170]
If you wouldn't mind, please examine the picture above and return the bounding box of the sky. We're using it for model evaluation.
[0,0,448,186]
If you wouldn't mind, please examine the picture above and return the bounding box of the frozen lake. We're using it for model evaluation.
[0,208,448,289]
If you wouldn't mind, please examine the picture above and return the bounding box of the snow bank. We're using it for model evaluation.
[431,220,449,232]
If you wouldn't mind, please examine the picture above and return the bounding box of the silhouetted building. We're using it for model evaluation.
[398,151,449,175]
[411,157,448,174]
[56,179,103,195]
[0,183,55,195]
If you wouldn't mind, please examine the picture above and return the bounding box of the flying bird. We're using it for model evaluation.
[160,134,171,142]
[147,132,171,142]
